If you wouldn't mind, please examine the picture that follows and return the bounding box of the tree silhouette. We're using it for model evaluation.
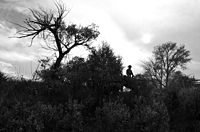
[88,42,123,98]
[15,2,100,69]
[142,42,191,89]
[60,56,90,100]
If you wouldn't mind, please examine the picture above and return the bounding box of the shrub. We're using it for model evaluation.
[130,96,170,132]
[0,99,83,132]
[94,99,130,132]
[93,95,169,132]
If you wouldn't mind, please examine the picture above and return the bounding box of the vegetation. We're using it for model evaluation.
[15,2,100,69]
[1,2,200,132]
[142,42,191,89]
[1,40,200,131]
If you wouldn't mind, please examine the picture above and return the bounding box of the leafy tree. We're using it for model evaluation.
[142,42,191,89]
[87,42,123,98]
[15,2,100,69]
[59,56,91,101]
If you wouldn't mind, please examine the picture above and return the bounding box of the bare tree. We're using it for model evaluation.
[15,2,100,69]
[142,42,191,89]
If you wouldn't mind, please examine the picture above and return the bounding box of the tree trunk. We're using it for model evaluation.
[50,54,64,80]
[53,54,64,69]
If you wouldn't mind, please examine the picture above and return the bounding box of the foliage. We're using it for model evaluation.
[0,58,199,132]
[94,99,130,132]
[3,16,200,131]
[86,42,124,100]
[59,56,92,101]
[142,42,191,89]
[164,84,200,131]
[94,96,170,132]
[130,96,170,132]
[0,99,83,132]
[16,2,100,69]
[38,42,124,104]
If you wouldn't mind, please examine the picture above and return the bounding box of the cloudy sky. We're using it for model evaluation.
[0,0,200,79]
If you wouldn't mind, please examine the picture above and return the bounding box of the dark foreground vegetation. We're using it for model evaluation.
[0,43,200,132]
[2,2,200,131]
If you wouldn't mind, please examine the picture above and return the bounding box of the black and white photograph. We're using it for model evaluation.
[0,0,200,131]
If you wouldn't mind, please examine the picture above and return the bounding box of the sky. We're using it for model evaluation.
[0,0,200,79]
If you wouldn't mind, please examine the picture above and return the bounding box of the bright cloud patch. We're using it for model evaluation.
[0,50,34,62]
[142,34,152,44]
[0,21,20,49]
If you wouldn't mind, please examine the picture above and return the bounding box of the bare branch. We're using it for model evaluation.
[14,2,99,70]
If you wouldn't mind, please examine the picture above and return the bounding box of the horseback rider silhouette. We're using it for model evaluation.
[126,65,134,77]
[121,65,135,92]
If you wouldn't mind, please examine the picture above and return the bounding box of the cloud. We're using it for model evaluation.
[0,21,36,61]
[0,60,17,76]
[0,0,200,78]
[185,60,200,78]
[0,19,51,62]
[0,0,54,29]
[0,50,34,62]
[58,0,154,74]
[109,0,200,43]
[0,21,19,49]
[106,0,200,76]
[0,0,50,11]
[0,61,12,67]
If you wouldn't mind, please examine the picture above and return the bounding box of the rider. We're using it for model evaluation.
[126,65,134,77]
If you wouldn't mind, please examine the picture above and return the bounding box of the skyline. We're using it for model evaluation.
[0,0,200,78]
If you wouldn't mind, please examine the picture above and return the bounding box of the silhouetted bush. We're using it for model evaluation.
[164,86,200,131]
[0,99,83,132]
[91,96,169,132]
[130,96,169,131]
[94,99,130,132]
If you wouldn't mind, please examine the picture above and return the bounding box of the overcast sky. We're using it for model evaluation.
[0,0,200,79]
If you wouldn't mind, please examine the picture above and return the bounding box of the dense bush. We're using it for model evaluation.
[130,96,169,132]
[164,87,200,131]
[0,41,200,131]
[94,99,130,132]
[1,69,200,132]
[0,99,83,132]
[0,73,171,132]
[93,96,169,132]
